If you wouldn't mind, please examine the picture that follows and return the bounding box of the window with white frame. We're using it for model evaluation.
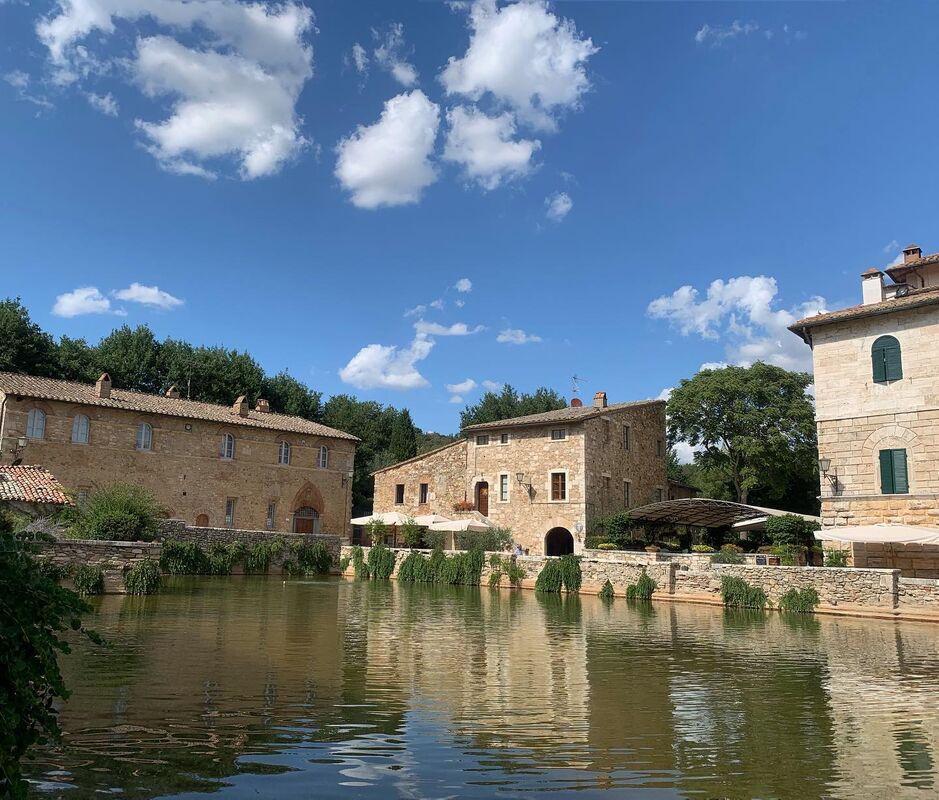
[221,433,235,459]
[266,501,276,530]
[71,414,90,444]
[476,434,490,446]
[499,474,509,502]
[550,429,566,441]
[500,433,510,445]
[26,408,46,440]
[225,497,236,527]
[319,445,329,469]
[278,440,291,465]
[551,471,567,501]
[136,422,153,451]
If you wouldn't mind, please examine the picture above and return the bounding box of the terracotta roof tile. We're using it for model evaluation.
[0,372,359,441]
[461,399,665,433]
[885,251,939,282]
[789,286,939,340]
[0,465,73,505]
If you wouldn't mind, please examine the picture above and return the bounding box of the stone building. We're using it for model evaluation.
[790,243,939,575]
[372,392,668,555]
[0,372,358,536]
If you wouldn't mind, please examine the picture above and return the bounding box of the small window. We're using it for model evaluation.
[395,484,405,504]
[136,422,153,451]
[880,449,909,495]
[623,425,631,451]
[71,414,90,444]
[655,488,664,502]
[656,439,664,457]
[225,498,236,528]
[319,445,329,469]
[551,429,566,441]
[476,434,490,446]
[278,441,291,465]
[221,433,235,459]
[500,433,510,445]
[499,474,509,502]
[26,408,46,440]
[872,335,902,383]
[266,501,276,530]
[624,481,631,507]
[419,483,429,504]
[551,472,567,501]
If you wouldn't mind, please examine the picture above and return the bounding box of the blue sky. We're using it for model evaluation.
[3,0,939,434]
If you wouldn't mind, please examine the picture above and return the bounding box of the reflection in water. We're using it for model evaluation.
[25,576,939,798]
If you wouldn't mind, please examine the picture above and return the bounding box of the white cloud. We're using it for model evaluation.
[647,276,827,371]
[446,377,477,394]
[373,22,418,87]
[482,380,502,392]
[455,299,465,308]
[36,0,314,179]
[335,89,440,208]
[443,105,540,189]
[455,278,472,293]
[429,298,444,310]
[414,320,483,337]
[449,394,464,404]
[52,286,112,317]
[404,303,427,318]
[497,327,542,345]
[86,91,118,115]
[339,334,434,390]
[4,70,29,90]
[672,440,700,465]
[112,282,183,310]
[4,69,54,110]
[545,190,572,222]
[351,42,369,75]
[695,21,760,46]
[441,0,598,131]
[883,239,899,254]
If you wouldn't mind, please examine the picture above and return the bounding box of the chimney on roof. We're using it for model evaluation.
[861,268,885,305]
[255,398,271,414]
[593,391,608,409]
[571,397,583,408]
[95,372,111,399]
[233,395,249,417]
[165,385,180,399]
[903,243,922,263]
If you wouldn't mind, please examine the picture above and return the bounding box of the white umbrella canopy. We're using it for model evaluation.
[413,513,452,526]
[350,511,412,526]
[815,524,939,546]
[427,519,493,532]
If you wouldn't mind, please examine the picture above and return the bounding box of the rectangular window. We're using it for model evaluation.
[623,426,630,450]
[419,483,429,504]
[655,488,664,502]
[880,449,909,494]
[551,429,567,441]
[225,498,236,528]
[500,433,510,445]
[656,439,664,457]
[266,502,276,530]
[476,434,490,446]
[551,472,567,501]
[624,481,631,507]
[499,474,509,502]
[395,484,405,504]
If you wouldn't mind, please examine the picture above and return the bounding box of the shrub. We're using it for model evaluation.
[779,587,820,614]
[398,547,484,585]
[598,579,615,601]
[456,527,512,553]
[765,514,819,550]
[339,555,351,572]
[286,540,332,576]
[558,554,582,592]
[367,543,396,580]
[398,551,432,583]
[366,519,388,546]
[720,575,767,609]
[159,539,210,575]
[584,535,607,549]
[770,545,801,566]
[506,561,526,585]
[72,564,104,596]
[597,542,617,551]
[123,559,161,595]
[605,511,634,548]
[70,483,164,542]
[244,542,273,574]
[351,545,369,579]
[625,571,656,600]
[691,544,715,553]
[535,559,563,593]
[710,550,745,565]
[720,544,743,554]
[422,530,447,550]
[400,519,423,549]
[825,549,849,568]
[488,569,503,587]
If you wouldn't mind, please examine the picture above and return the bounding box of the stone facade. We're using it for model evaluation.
[0,375,357,537]
[372,396,667,555]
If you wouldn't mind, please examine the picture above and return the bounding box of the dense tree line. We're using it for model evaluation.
[459,384,567,429]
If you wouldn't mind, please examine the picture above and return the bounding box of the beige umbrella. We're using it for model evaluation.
[413,513,451,526]
[350,511,412,526]
[427,518,493,551]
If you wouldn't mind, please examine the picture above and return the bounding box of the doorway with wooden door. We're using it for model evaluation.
[293,506,320,534]
[475,481,489,517]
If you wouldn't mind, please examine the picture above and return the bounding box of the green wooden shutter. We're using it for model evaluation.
[880,450,895,494]
[893,449,909,494]
[872,346,887,383]
[884,342,903,381]
[872,336,902,383]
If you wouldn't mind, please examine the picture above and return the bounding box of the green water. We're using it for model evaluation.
[24,576,939,799]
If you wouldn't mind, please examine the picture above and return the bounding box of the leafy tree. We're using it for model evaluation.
[261,371,323,420]
[389,409,418,462]
[158,339,265,405]
[666,448,688,485]
[55,336,98,383]
[0,298,57,377]
[95,325,163,393]
[460,384,566,429]
[418,431,460,454]
[666,363,817,508]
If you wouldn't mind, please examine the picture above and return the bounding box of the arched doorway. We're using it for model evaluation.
[293,507,320,534]
[475,481,489,516]
[195,513,209,527]
[545,527,574,556]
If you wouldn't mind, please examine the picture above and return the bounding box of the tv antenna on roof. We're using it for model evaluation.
[572,375,587,397]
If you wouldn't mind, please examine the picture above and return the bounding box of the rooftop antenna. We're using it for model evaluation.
[572,375,587,398]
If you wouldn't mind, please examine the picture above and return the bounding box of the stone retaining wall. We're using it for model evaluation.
[41,539,163,593]
[898,577,939,608]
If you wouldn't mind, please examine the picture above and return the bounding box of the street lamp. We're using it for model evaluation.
[516,472,533,498]
[818,457,837,491]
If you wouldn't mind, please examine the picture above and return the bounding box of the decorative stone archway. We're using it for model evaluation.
[545,527,574,556]
[290,483,324,534]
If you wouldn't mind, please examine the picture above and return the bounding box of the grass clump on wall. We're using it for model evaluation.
[779,587,820,614]
[351,545,370,579]
[366,542,396,580]
[598,579,615,601]
[123,559,161,595]
[625,571,656,600]
[159,539,211,575]
[72,564,104,596]
[720,575,767,609]
[395,547,485,586]
[535,556,581,593]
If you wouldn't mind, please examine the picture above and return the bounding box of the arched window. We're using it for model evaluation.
[318,445,329,469]
[221,432,235,460]
[136,422,153,451]
[26,408,46,440]
[278,441,291,465]
[872,335,902,383]
[71,414,90,444]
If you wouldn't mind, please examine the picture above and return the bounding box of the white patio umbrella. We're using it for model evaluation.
[815,524,939,545]
[350,511,412,526]
[427,518,493,551]
[413,513,451,526]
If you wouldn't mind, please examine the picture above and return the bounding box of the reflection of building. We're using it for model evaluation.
[372,392,667,555]
[0,372,357,535]
[790,243,939,576]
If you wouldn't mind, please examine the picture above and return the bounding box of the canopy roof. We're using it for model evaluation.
[815,524,939,546]
[428,519,492,533]
[627,498,819,529]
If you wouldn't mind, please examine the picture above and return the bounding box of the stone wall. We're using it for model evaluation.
[824,538,939,579]
[898,577,939,608]
[0,394,356,536]
[41,539,162,593]
[372,440,468,519]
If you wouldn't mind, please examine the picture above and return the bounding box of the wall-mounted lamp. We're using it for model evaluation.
[342,470,354,488]
[516,472,533,498]
[818,457,838,491]
[8,436,27,465]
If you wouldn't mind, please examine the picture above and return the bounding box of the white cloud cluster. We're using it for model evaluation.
[86,91,118,116]
[482,379,502,392]
[497,327,542,345]
[335,90,440,209]
[446,376,477,403]
[695,20,806,46]
[4,69,54,111]
[443,105,540,189]
[113,282,184,310]
[52,282,183,317]
[647,276,826,371]
[455,278,472,292]
[545,190,572,222]
[414,321,483,336]
[36,0,314,179]
[373,22,418,87]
